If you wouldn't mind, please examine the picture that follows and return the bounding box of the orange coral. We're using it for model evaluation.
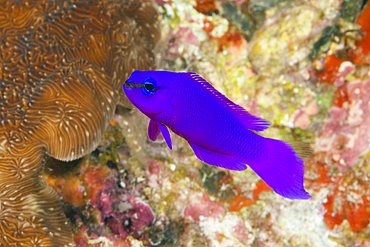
[323,184,370,231]
[353,3,370,61]
[305,153,370,231]
[315,4,370,82]
[253,180,272,201]
[194,0,219,15]
[0,0,159,245]
[227,189,253,212]
[45,162,113,207]
[340,4,370,64]
[227,180,272,212]
[202,20,246,52]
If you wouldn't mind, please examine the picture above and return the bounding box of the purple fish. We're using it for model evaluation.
[123,71,311,200]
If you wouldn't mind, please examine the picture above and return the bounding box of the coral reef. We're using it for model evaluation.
[0,0,159,245]
[2,0,368,246]
[56,0,369,246]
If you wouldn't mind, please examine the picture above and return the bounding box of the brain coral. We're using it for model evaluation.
[0,0,159,246]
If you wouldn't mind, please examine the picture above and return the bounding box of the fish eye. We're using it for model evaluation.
[144,82,154,91]
[142,77,157,96]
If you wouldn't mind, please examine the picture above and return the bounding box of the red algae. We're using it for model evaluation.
[131,199,156,230]
[323,192,345,229]
[253,180,272,201]
[73,170,155,242]
[202,20,246,52]
[314,55,347,84]
[215,28,245,52]
[91,179,155,239]
[45,146,156,244]
[355,3,370,57]
[305,153,341,192]
[227,180,272,212]
[227,189,253,212]
[314,5,370,80]
[44,162,111,207]
[306,153,370,231]
[45,161,112,207]
[203,19,214,34]
[83,166,112,202]
[346,4,370,64]
[323,183,370,231]
[346,196,370,231]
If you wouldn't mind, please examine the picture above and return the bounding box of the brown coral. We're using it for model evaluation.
[0,0,159,246]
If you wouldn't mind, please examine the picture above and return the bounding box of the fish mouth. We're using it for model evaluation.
[124,80,133,89]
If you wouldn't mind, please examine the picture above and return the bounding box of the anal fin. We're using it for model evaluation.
[189,143,246,171]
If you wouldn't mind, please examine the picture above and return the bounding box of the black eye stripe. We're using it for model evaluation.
[126,82,141,88]
[125,81,158,91]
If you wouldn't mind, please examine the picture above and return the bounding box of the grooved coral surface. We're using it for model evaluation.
[0,0,159,246]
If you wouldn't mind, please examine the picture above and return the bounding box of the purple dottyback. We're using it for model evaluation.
[123,71,311,200]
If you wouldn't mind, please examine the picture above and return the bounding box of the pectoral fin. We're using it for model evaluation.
[148,120,172,150]
[148,119,161,141]
[189,143,246,171]
[158,123,172,150]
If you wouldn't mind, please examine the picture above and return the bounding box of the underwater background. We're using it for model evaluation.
[38,0,370,246]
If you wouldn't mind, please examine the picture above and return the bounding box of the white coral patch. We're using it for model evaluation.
[276,189,338,247]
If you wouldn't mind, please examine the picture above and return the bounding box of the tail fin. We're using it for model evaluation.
[248,138,312,200]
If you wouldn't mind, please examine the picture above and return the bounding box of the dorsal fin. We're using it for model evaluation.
[288,141,313,159]
[183,73,271,132]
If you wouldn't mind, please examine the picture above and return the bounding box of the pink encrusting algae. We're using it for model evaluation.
[184,193,226,223]
[316,79,370,169]
[293,101,320,130]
